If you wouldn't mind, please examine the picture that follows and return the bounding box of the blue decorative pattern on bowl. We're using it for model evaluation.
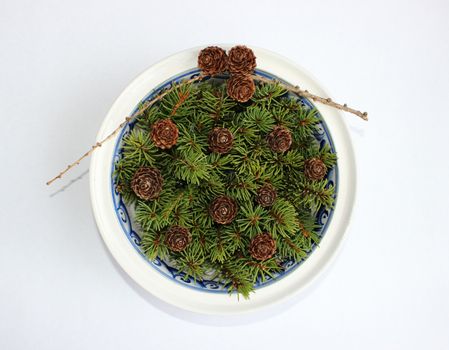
[111,68,338,293]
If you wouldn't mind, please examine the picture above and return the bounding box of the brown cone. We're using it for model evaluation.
[198,46,228,76]
[267,126,292,153]
[249,233,276,261]
[304,158,327,180]
[165,225,191,252]
[208,127,234,154]
[209,196,238,224]
[256,185,277,207]
[226,74,255,103]
[131,167,163,200]
[228,45,256,75]
[151,119,179,149]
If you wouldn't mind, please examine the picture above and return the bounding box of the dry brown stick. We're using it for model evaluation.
[253,75,368,121]
[46,75,203,186]
[47,73,366,186]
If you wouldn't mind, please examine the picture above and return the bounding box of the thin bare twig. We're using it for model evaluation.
[252,75,368,121]
[47,72,367,186]
[46,75,203,186]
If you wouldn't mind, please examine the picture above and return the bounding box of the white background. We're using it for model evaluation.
[1,0,448,349]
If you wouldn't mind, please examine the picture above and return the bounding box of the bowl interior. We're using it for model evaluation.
[110,68,338,293]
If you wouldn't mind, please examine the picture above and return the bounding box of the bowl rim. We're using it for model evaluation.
[89,45,357,315]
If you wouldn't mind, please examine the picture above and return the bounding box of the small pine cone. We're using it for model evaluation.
[209,196,238,224]
[165,225,192,252]
[208,127,234,154]
[256,184,277,207]
[228,45,256,75]
[131,167,163,200]
[304,158,327,180]
[151,119,179,149]
[198,46,228,76]
[226,74,255,103]
[267,126,292,153]
[249,233,276,261]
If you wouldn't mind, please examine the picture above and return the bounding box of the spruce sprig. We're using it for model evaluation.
[266,198,300,238]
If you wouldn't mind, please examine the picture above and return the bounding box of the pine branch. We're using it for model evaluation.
[207,227,232,263]
[221,224,247,254]
[136,105,163,132]
[219,262,255,299]
[252,82,288,105]
[244,257,283,283]
[121,129,158,166]
[135,200,166,231]
[265,149,304,170]
[237,201,268,236]
[292,107,321,139]
[242,106,276,133]
[140,229,169,260]
[198,85,237,121]
[176,124,208,154]
[290,179,336,212]
[159,83,197,119]
[265,198,300,238]
[277,236,308,261]
[317,144,338,169]
[225,172,258,202]
[173,244,205,282]
[170,150,211,185]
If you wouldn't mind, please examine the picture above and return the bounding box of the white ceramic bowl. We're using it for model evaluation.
[90,45,356,315]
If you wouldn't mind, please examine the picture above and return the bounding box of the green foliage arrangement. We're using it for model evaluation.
[114,76,337,298]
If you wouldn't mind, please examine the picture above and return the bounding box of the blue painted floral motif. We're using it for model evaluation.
[111,69,338,293]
